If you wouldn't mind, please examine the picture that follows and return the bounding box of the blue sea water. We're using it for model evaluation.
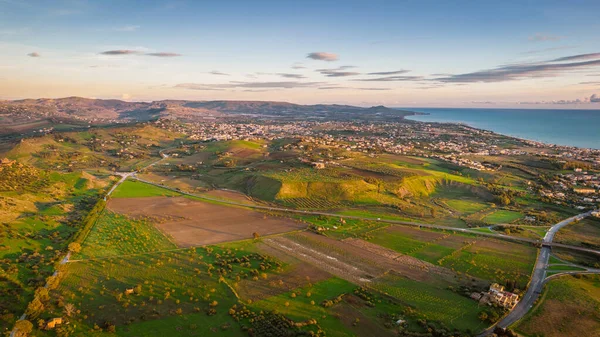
[403,108,600,150]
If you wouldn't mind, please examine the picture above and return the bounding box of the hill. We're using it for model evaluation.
[0,97,417,136]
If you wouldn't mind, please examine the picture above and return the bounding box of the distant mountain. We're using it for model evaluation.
[0,97,417,134]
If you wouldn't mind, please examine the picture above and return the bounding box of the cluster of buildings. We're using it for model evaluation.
[542,169,600,207]
[470,283,519,309]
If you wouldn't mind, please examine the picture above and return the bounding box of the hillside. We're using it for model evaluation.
[0,97,417,136]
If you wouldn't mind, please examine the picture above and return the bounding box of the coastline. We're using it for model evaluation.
[401,108,600,151]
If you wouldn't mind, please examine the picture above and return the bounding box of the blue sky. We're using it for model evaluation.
[1,0,600,107]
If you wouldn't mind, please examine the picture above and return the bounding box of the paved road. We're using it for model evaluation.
[477,211,593,336]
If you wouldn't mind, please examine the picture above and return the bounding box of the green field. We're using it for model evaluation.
[482,210,524,224]
[110,179,181,198]
[77,210,177,259]
[370,274,486,332]
[368,227,536,286]
[444,199,489,214]
[546,264,587,272]
[252,277,357,337]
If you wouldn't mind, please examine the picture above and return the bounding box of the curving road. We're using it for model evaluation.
[477,211,594,336]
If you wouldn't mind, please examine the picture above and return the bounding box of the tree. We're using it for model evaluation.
[478,311,488,322]
[14,320,33,336]
[68,242,81,253]
[64,303,76,317]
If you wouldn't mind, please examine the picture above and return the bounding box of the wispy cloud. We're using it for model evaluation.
[520,46,576,55]
[291,63,306,69]
[50,9,80,16]
[367,70,410,75]
[529,33,563,42]
[0,27,30,35]
[277,73,306,79]
[356,75,423,82]
[209,70,229,76]
[307,52,338,61]
[518,94,600,104]
[27,52,40,57]
[100,50,181,57]
[550,52,600,62]
[316,66,359,77]
[146,52,181,57]
[114,25,140,32]
[433,52,600,83]
[100,49,141,55]
[175,81,323,90]
[317,86,390,91]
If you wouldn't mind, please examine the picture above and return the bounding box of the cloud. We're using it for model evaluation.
[306,52,338,61]
[356,75,423,82]
[27,52,40,57]
[209,70,229,76]
[518,94,600,104]
[146,52,181,57]
[100,50,181,57]
[0,27,30,35]
[121,93,131,100]
[579,81,600,85]
[89,64,120,68]
[114,25,140,32]
[291,63,306,69]
[367,70,410,75]
[469,101,495,104]
[433,53,600,83]
[100,50,141,55]
[549,52,600,62]
[277,73,306,79]
[316,66,360,77]
[50,9,79,16]
[174,81,322,91]
[318,86,344,90]
[317,86,390,91]
[529,33,563,42]
[520,46,576,55]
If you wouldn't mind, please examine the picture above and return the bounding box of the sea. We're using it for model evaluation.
[403,108,600,150]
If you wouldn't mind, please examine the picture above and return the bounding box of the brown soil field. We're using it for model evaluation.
[174,151,212,164]
[264,232,466,287]
[342,238,462,285]
[236,262,331,301]
[264,234,384,284]
[107,196,304,247]
[517,299,600,337]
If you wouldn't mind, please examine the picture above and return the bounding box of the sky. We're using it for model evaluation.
[1,0,600,108]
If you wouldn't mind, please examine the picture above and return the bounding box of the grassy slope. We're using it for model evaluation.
[516,275,600,337]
